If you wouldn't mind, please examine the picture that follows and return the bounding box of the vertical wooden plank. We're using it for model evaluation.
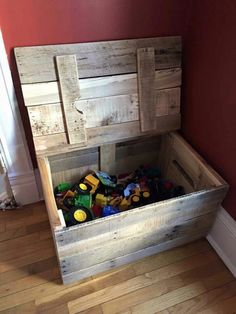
[137,47,156,132]
[100,144,116,174]
[56,55,87,144]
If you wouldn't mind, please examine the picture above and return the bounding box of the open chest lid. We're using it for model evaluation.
[15,36,182,156]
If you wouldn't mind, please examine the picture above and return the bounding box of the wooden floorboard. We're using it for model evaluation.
[0,202,235,313]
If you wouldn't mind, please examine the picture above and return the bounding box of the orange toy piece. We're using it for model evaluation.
[119,197,130,211]
[109,196,123,207]
[95,193,109,207]
[62,190,76,200]
[84,174,100,194]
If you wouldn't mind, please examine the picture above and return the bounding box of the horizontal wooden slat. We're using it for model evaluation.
[28,88,180,137]
[55,185,226,246]
[58,210,215,261]
[15,36,181,84]
[62,234,209,285]
[22,68,181,107]
[59,219,213,276]
[49,137,160,187]
[34,115,181,155]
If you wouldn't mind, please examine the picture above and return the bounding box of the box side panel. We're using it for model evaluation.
[55,186,227,284]
[62,232,209,285]
[159,132,228,194]
[37,156,62,230]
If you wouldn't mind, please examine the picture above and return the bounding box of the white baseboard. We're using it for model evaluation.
[207,207,236,277]
[8,170,40,205]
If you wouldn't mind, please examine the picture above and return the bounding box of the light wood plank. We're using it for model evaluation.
[62,233,208,284]
[58,211,215,260]
[102,260,226,314]
[36,265,135,313]
[100,144,116,174]
[0,246,55,273]
[27,88,180,137]
[56,55,86,145]
[0,268,59,298]
[37,157,62,230]
[161,280,236,314]
[15,36,181,83]
[132,239,211,275]
[34,115,181,155]
[1,202,233,314]
[199,295,236,314]
[102,275,184,314]
[55,186,225,246]
[22,68,181,107]
[0,301,36,314]
[131,282,206,313]
[0,257,57,287]
[171,132,227,187]
[137,47,156,131]
[0,238,54,263]
[67,251,215,313]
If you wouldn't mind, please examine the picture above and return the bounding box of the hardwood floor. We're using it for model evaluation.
[0,202,235,314]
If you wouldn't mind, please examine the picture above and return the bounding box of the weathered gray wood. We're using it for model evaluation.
[22,68,182,107]
[58,220,212,275]
[37,157,62,231]
[15,36,229,288]
[49,137,160,174]
[58,209,215,261]
[28,87,180,137]
[50,150,99,174]
[55,186,226,246]
[56,55,86,145]
[15,37,181,84]
[34,114,181,156]
[100,144,116,174]
[137,47,156,131]
[49,137,159,185]
[61,232,207,285]
[51,164,99,188]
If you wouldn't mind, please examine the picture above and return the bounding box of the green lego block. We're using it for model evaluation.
[74,194,92,209]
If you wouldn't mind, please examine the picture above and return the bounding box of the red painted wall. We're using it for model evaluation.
[0,0,190,166]
[182,0,236,219]
[1,0,235,219]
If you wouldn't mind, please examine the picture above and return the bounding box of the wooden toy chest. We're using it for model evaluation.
[15,37,228,285]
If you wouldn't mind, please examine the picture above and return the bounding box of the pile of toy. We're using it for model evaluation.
[54,165,185,227]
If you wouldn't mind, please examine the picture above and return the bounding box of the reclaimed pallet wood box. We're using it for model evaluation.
[15,36,228,285]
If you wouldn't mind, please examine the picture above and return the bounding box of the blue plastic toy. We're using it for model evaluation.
[102,205,119,217]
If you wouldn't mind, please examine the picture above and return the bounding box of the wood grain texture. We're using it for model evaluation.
[100,144,116,174]
[58,217,213,278]
[37,157,62,231]
[22,68,181,107]
[33,115,181,155]
[16,36,182,155]
[56,55,86,144]
[0,207,235,314]
[15,36,181,83]
[137,47,156,131]
[67,251,221,313]
[55,185,226,247]
[34,132,227,285]
[27,87,180,137]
